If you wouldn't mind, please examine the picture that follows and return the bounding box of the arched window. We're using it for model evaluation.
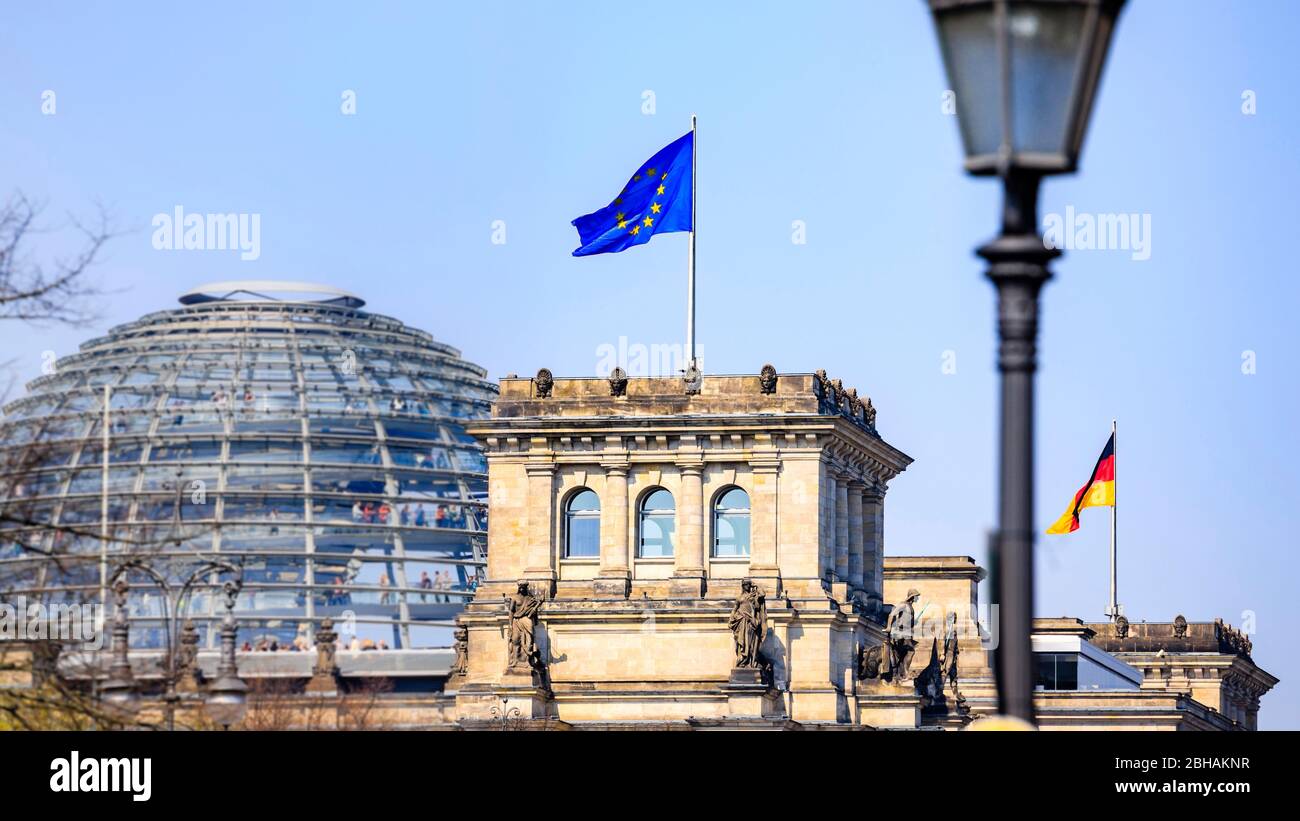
[565,488,600,558]
[638,488,676,558]
[712,487,751,557]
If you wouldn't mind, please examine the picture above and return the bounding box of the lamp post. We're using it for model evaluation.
[926,0,1126,723]
[99,558,246,730]
[205,579,249,729]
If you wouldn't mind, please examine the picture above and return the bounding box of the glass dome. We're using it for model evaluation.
[0,282,495,650]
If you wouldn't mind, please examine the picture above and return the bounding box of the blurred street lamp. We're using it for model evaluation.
[100,558,245,729]
[98,577,140,720]
[926,0,1126,723]
[204,579,249,729]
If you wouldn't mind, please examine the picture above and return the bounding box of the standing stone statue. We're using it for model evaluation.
[450,624,469,677]
[940,611,965,706]
[883,588,921,681]
[504,581,544,673]
[727,579,767,669]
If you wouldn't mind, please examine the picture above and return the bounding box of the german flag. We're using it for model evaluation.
[1046,433,1115,534]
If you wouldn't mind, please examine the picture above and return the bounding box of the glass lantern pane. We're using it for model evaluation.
[1008,1,1086,155]
[936,6,1003,159]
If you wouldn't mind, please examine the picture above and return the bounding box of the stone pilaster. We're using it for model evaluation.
[819,457,835,581]
[834,476,850,582]
[595,459,631,597]
[671,458,706,596]
[748,458,781,596]
[523,452,557,592]
[862,485,885,603]
[847,480,865,591]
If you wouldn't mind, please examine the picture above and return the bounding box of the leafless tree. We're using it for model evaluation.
[0,192,116,328]
[0,192,135,729]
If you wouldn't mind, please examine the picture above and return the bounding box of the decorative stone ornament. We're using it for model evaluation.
[683,364,702,395]
[534,368,554,398]
[847,387,862,418]
[1173,614,1188,638]
[608,367,628,397]
[758,364,778,394]
[306,616,341,694]
[176,619,202,693]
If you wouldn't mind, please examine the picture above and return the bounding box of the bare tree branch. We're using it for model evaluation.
[0,192,119,326]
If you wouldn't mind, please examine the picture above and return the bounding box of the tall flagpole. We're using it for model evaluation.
[686,113,697,372]
[1109,417,1119,621]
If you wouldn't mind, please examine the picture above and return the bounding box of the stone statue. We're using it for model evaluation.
[858,644,883,680]
[504,581,544,673]
[941,611,965,706]
[758,364,778,394]
[1115,614,1130,638]
[450,625,469,677]
[1173,614,1188,638]
[727,579,767,669]
[883,588,921,681]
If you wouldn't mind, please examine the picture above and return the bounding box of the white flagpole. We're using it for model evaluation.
[1109,418,1118,621]
[686,113,697,371]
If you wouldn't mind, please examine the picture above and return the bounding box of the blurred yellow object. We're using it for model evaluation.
[965,714,1037,731]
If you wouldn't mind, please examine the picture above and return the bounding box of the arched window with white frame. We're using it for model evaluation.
[712,486,751,557]
[565,488,600,558]
[638,488,675,558]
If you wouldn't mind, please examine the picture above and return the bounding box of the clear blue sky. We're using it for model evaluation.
[4,1,1297,727]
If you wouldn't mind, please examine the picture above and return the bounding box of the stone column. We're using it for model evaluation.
[671,460,706,596]
[847,480,865,591]
[834,476,850,582]
[523,456,557,593]
[819,458,835,581]
[862,485,885,602]
[595,461,631,597]
[749,458,781,595]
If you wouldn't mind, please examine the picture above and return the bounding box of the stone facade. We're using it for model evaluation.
[451,370,912,725]
[880,558,1278,731]
[435,369,1277,730]
[1087,619,1276,730]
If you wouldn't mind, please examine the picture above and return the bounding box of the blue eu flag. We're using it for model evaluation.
[571,131,693,256]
